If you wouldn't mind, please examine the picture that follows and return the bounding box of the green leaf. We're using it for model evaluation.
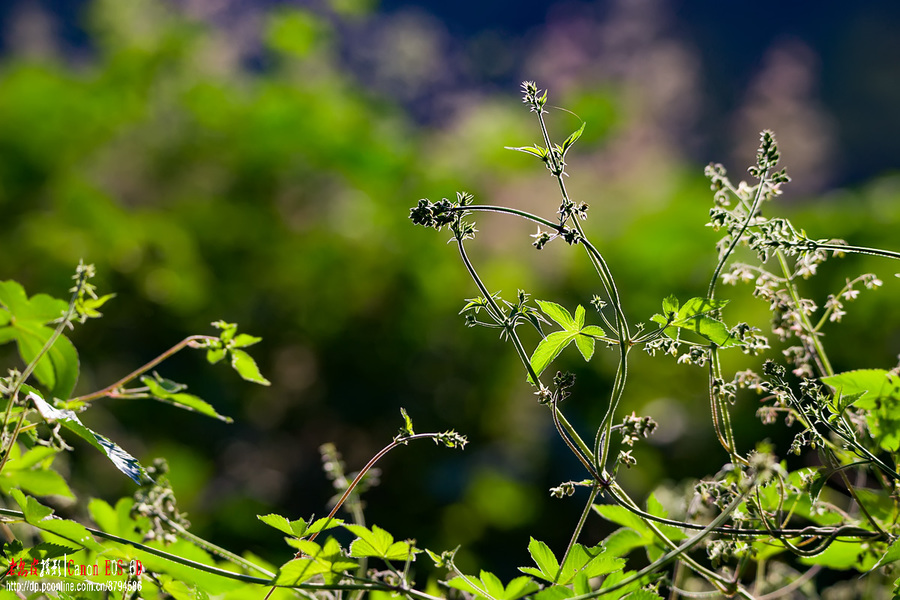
[561,123,586,155]
[667,297,740,347]
[533,586,574,600]
[75,293,115,320]
[869,538,900,573]
[140,374,232,423]
[258,513,295,536]
[574,333,595,361]
[602,528,647,558]
[536,301,577,330]
[230,349,271,385]
[502,576,540,600]
[505,145,549,159]
[211,320,237,342]
[279,538,356,585]
[0,281,78,398]
[623,591,664,600]
[232,333,262,348]
[10,489,103,552]
[399,407,415,437]
[822,370,900,407]
[448,571,539,600]
[529,331,578,383]
[556,543,624,584]
[206,347,226,364]
[28,392,147,484]
[580,325,605,337]
[14,324,79,399]
[574,305,585,329]
[824,370,900,451]
[519,538,559,582]
[661,295,679,318]
[345,524,419,561]
[593,504,653,541]
[0,468,74,499]
[646,494,685,541]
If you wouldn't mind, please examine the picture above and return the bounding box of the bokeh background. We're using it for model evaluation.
[1,0,899,579]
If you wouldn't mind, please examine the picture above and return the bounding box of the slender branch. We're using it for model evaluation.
[70,335,218,403]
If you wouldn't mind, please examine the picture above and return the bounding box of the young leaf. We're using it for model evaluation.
[397,407,415,439]
[345,524,419,561]
[561,122,586,155]
[258,513,295,537]
[505,145,549,159]
[574,305,585,329]
[28,392,148,485]
[529,331,578,383]
[536,301,577,331]
[230,349,271,385]
[661,294,679,318]
[232,333,262,348]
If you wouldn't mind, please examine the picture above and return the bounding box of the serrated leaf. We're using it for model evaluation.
[10,489,103,552]
[28,392,147,484]
[502,576,540,600]
[822,370,900,406]
[659,297,739,347]
[0,468,74,499]
[661,295,679,317]
[580,325,605,337]
[520,538,559,582]
[206,348,226,364]
[398,407,415,438]
[480,571,506,599]
[536,301,577,330]
[231,349,271,385]
[258,513,295,536]
[574,333,595,361]
[27,542,78,561]
[232,333,262,348]
[533,586,574,600]
[528,331,578,383]
[574,305,585,329]
[345,524,418,560]
[15,324,79,400]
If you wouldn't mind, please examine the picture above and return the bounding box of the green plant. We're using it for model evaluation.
[409,82,900,598]
[2,81,900,600]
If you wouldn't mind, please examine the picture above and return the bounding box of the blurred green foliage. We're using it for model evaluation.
[1,0,898,580]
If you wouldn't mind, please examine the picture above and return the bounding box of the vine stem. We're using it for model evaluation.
[774,251,833,377]
[70,335,219,403]
[263,432,455,600]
